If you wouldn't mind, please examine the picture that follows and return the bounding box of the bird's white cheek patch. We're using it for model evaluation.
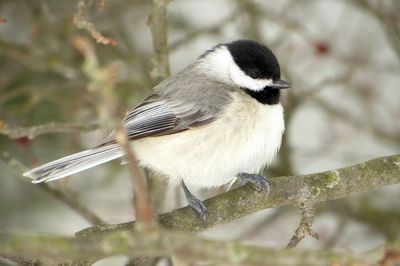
[229,63,273,91]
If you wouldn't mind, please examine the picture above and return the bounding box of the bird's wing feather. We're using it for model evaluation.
[98,94,216,146]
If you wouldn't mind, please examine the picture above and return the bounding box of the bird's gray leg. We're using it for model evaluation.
[237,173,272,195]
[181,181,209,221]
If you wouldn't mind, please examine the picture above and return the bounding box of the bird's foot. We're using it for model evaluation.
[238,173,272,195]
[181,181,209,221]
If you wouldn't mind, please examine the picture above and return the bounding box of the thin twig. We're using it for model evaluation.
[115,126,156,231]
[0,152,104,225]
[0,122,98,140]
[286,203,319,248]
[73,0,117,46]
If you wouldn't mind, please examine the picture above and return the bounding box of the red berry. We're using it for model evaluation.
[314,42,329,55]
[16,137,31,148]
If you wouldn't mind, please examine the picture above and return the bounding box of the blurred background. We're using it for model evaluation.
[0,0,399,265]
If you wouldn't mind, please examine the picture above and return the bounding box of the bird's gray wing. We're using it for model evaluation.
[98,94,216,146]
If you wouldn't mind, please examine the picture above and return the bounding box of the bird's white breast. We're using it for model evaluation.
[132,93,284,189]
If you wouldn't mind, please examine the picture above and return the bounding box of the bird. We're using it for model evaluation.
[23,39,290,220]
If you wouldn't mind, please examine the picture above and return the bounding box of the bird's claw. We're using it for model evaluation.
[181,181,209,221]
[186,195,209,221]
[238,173,272,195]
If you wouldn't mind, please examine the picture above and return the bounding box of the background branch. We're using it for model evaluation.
[0,122,98,140]
[1,230,397,266]
[73,0,117,46]
[146,0,171,215]
[148,0,170,83]
[0,152,104,225]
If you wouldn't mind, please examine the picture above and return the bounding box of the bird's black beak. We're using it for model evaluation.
[270,79,290,89]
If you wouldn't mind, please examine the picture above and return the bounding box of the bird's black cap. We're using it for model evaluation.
[226,39,281,81]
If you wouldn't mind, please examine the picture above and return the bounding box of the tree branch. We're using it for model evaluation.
[1,230,395,266]
[78,154,400,236]
[148,0,170,82]
[146,0,171,214]
[0,122,98,140]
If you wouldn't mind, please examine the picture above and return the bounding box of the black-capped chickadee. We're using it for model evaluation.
[24,39,290,219]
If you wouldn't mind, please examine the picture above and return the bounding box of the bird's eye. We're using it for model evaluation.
[248,69,260,79]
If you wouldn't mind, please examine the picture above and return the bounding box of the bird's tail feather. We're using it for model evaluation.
[23,144,123,183]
